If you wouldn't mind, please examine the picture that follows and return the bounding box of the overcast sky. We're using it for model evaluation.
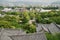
[0,0,59,6]
[0,0,60,5]
[20,0,58,2]
[0,0,59,3]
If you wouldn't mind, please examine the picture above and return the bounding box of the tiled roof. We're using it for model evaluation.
[10,31,47,40]
[36,23,60,34]
[0,28,26,40]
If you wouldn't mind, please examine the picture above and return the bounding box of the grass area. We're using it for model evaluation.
[45,33,60,40]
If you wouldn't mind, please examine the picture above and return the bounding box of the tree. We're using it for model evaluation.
[4,15,16,22]
[29,12,35,20]
[0,21,12,28]
[35,14,42,23]
[20,12,30,23]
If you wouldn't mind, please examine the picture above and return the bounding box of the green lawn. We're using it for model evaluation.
[45,33,60,40]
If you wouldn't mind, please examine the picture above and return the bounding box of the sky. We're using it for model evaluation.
[20,0,58,2]
[0,0,59,3]
[0,0,60,6]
